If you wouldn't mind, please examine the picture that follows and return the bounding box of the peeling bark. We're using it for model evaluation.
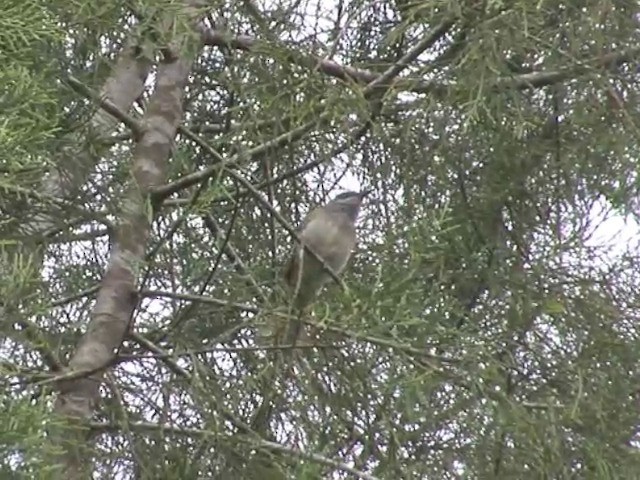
[50,9,204,478]
[32,39,152,232]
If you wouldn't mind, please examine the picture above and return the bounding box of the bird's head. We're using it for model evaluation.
[326,190,371,221]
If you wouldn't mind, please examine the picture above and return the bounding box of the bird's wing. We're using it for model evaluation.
[299,209,341,249]
[282,206,313,281]
[282,207,328,286]
[297,205,322,233]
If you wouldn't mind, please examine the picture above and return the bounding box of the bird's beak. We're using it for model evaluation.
[359,189,372,199]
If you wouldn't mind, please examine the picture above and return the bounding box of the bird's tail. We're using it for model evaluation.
[283,309,304,351]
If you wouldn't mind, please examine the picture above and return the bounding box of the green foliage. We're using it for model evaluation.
[0,393,63,479]
[3,0,640,478]
[0,0,65,162]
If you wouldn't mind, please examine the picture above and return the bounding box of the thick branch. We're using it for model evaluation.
[50,7,203,478]
[201,27,640,96]
[27,38,152,233]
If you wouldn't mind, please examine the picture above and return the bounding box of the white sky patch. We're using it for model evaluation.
[585,198,640,260]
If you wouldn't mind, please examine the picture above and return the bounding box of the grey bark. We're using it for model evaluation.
[50,7,204,478]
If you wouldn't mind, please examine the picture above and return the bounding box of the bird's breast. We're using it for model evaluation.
[300,214,356,272]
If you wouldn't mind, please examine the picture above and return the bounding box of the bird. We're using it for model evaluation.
[281,189,370,346]
[251,191,370,438]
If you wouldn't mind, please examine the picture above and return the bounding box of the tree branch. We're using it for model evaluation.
[50,5,205,477]
[89,420,382,480]
[201,27,640,95]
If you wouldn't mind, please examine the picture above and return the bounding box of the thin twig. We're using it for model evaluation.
[140,289,258,312]
[89,420,382,480]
